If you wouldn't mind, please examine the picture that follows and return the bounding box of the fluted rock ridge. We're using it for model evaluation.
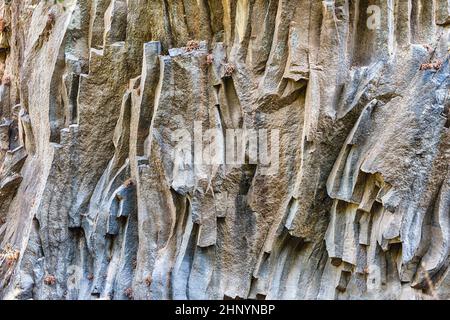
[0,0,448,300]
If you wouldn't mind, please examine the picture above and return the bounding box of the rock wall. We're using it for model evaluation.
[0,0,449,300]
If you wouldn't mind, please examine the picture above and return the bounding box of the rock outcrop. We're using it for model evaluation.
[0,0,449,300]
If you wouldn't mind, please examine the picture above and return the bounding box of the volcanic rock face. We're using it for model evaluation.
[0,0,449,300]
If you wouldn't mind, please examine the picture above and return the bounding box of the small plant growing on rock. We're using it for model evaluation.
[419,60,443,71]
[0,244,20,268]
[145,276,152,287]
[47,12,56,29]
[123,178,135,188]
[44,274,57,286]
[185,40,200,52]
[124,287,133,299]
[41,11,56,39]
[223,63,235,77]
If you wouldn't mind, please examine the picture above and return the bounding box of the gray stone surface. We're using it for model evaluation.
[0,0,449,300]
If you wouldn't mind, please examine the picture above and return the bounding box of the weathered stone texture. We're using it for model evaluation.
[0,0,449,300]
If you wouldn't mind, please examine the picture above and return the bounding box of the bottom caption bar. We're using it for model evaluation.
[174,303,276,318]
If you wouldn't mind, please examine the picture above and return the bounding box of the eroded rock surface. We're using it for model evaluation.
[0,0,449,300]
